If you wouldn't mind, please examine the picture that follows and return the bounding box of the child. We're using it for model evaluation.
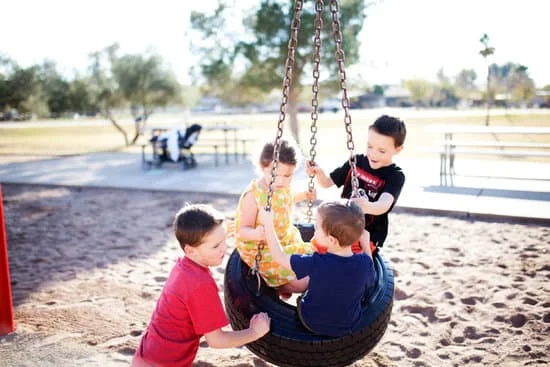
[235,140,316,296]
[258,200,375,337]
[306,114,406,251]
[133,204,270,367]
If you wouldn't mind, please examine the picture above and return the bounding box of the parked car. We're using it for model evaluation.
[0,110,31,121]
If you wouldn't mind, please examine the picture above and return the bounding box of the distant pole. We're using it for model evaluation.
[0,184,15,335]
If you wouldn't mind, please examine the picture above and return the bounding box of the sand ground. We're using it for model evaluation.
[0,183,549,367]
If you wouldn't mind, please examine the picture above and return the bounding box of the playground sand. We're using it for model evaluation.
[1,183,549,367]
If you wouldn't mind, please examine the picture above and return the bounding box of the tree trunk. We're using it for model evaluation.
[288,88,300,146]
[485,65,491,126]
[105,110,129,146]
[130,108,151,145]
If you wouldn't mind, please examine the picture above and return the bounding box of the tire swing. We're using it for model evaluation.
[224,1,394,366]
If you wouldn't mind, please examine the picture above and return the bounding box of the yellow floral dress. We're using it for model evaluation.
[235,179,314,287]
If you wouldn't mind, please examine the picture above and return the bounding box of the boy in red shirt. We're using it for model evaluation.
[133,204,270,367]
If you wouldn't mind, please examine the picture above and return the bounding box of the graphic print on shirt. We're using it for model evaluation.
[345,166,385,200]
[356,167,385,199]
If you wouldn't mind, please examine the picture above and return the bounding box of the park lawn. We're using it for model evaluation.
[0,124,138,156]
[1,111,549,157]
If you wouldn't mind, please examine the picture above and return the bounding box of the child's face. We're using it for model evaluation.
[262,162,295,189]
[189,224,227,267]
[366,129,403,170]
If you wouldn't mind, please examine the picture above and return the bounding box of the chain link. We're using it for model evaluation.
[306,0,324,222]
[251,0,303,280]
[329,0,360,197]
[267,0,303,212]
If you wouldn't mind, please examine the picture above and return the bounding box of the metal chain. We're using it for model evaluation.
[251,0,303,284]
[329,0,360,198]
[306,0,324,222]
[267,0,303,212]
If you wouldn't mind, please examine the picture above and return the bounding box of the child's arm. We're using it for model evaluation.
[204,312,270,348]
[293,188,316,203]
[237,192,266,241]
[358,230,372,258]
[351,192,395,216]
[258,209,292,270]
[306,161,334,188]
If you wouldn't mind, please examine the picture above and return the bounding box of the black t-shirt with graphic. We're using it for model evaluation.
[329,154,405,247]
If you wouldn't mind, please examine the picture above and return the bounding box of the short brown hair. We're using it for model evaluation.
[174,204,224,250]
[317,200,365,247]
[259,140,298,167]
[370,115,407,147]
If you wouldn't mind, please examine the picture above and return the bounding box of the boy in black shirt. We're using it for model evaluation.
[306,115,406,252]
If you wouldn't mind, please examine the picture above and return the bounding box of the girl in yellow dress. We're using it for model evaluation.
[235,140,315,296]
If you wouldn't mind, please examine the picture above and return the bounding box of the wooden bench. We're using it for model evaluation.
[427,125,550,186]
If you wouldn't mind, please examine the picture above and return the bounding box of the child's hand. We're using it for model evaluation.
[254,225,266,241]
[305,188,317,201]
[359,229,370,246]
[257,208,274,228]
[250,312,270,337]
[359,230,372,255]
[350,197,368,213]
[305,160,319,176]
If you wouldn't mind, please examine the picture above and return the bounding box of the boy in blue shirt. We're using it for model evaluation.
[259,200,374,337]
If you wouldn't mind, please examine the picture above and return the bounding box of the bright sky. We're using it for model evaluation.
[2,0,549,87]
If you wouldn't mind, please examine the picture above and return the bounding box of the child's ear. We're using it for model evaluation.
[395,145,404,154]
[183,244,195,255]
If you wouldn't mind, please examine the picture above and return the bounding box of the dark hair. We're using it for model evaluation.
[173,204,224,250]
[369,115,407,147]
[317,200,365,247]
[259,140,298,167]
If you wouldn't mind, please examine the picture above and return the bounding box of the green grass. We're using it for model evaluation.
[1,111,549,157]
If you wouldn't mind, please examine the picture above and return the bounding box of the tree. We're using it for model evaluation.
[190,0,369,144]
[434,68,457,107]
[69,76,97,116]
[403,79,436,106]
[454,69,478,101]
[88,44,130,145]
[112,52,181,143]
[4,66,42,114]
[39,60,71,117]
[508,65,535,105]
[88,44,181,145]
[479,33,495,125]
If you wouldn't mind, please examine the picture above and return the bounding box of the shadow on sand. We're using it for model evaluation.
[2,183,239,307]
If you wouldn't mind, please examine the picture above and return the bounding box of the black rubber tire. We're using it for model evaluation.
[223,246,394,367]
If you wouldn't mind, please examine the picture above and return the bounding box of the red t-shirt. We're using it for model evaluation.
[133,257,229,367]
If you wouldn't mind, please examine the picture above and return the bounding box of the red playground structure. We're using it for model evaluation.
[0,184,15,335]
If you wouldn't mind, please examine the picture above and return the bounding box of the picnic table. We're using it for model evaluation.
[426,125,550,185]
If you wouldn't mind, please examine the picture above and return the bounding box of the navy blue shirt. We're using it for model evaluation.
[291,252,375,337]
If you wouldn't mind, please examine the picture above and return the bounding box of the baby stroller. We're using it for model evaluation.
[142,123,202,170]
